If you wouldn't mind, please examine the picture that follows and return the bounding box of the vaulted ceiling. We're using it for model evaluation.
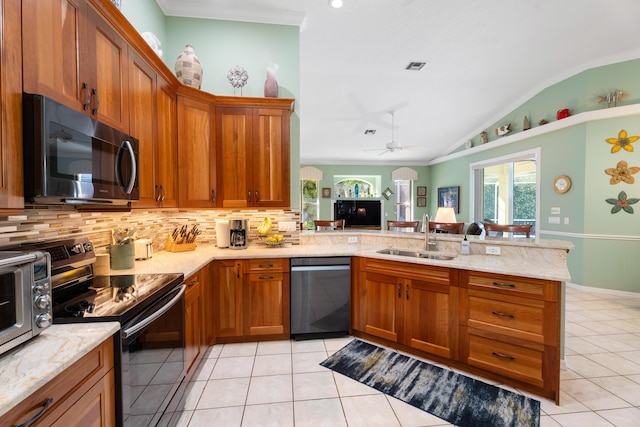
[157,0,640,165]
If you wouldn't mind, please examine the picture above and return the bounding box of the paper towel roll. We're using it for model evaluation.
[216,220,230,248]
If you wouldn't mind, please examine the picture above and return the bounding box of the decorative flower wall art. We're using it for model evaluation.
[605,191,639,214]
[605,160,640,184]
[606,129,638,153]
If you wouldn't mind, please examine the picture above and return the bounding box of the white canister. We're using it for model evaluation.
[216,220,230,248]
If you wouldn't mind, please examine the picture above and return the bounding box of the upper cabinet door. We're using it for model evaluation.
[154,76,178,208]
[252,108,290,208]
[22,0,88,111]
[128,50,156,207]
[177,94,216,208]
[85,4,129,131]
[216,106,253,208]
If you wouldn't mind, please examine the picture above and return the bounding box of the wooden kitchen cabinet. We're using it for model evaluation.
[185,269,205,381]
[0,0,24,210]
[177,89,217,208]
[215,97,294,208]
[458,270,560,403]
[244,258,290,338]
[212,259,244,339]
[128,49,156,207]
[212,258,290,342]
[22,0,129,131]
[153,75,179,208]
[353,257,458,359]
[0,336,115,426]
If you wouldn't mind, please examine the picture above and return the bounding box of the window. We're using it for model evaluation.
[394,180,412,221]
[301,179,319,230]
[470,149,539,235]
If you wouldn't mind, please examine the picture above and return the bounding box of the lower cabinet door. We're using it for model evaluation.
[357,271,403,343]
[213,260,244,338]
[244,272,290,338]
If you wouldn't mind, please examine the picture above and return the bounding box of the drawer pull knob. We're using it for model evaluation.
[492,351,515,360]
[259,276,274,280]
[492,310,515,319]
[16,397,53,427]
[492,281,516,288]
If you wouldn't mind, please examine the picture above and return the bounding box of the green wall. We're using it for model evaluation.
[303,165,430,224]
[121,0,167,43]
[429,60,640,293]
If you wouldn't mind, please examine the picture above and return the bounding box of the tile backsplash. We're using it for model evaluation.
[0,207,300,252]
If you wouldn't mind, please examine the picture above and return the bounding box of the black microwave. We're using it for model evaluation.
[22,93,139,206]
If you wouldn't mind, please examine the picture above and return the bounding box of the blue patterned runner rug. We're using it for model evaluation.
[320,339,540,427]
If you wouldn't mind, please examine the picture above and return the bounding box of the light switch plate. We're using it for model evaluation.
[548,217,560,224]
[551,207,560,215]
[348,236,358,244]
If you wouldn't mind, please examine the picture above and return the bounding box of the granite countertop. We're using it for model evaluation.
[0,322,120,419]
[107,232,573,282]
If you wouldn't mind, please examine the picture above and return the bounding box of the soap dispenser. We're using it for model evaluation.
[461,234,470,255]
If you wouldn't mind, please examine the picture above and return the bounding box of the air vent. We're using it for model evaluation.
[405,61,426,71]
[364,129,376,135]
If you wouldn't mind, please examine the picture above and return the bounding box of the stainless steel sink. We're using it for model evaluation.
[376,248,456,260]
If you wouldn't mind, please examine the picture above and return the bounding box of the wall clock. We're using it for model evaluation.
[553,175,571,194]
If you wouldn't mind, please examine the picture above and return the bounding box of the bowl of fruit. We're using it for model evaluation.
[265,234,285,247]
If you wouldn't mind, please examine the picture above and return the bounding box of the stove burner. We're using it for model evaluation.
[64,299,95,317]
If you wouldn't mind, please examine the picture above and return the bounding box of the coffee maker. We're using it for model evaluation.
[229,219,248,249]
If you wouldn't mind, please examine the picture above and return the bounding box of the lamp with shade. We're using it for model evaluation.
[434,207,457,223]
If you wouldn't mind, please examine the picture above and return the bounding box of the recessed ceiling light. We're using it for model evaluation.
[364,129,376,135]
[405,61,426,71]
[329,0,343,8]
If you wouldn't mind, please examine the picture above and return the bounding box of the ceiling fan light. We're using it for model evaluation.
[329,0,343,8]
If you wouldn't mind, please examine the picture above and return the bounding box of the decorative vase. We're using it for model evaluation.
[175,45,203,89]
[264,65,279,98]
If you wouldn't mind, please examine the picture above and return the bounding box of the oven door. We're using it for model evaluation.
[0,264,32,355]
[120,283,186,427]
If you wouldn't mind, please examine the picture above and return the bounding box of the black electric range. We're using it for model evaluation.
[21,237,187,427]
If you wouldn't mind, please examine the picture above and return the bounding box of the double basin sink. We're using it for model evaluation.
[377,248,456,261]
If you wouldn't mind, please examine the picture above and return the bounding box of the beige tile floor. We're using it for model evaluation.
[170,285,640,426]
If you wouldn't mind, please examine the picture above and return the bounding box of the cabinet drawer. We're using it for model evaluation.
[466,292,545,343]
[245,258,288,272]
[463,328,544,387]
[462,270,558,301]
[1,337,114,427]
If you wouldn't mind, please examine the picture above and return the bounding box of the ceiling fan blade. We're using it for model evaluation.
[400,145,423,150]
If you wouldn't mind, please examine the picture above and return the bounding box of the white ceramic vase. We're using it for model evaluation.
[175,45,203,89]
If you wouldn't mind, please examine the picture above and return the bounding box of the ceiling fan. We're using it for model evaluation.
[366,111,422,155]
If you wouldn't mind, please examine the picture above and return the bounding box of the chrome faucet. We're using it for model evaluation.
[422,213,437,251]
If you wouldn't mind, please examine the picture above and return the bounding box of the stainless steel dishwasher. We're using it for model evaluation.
[290,257,351,339]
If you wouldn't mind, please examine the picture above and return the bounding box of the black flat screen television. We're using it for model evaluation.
[334,200,382,229]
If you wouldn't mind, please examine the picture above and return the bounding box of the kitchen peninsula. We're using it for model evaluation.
[0,231,571,421]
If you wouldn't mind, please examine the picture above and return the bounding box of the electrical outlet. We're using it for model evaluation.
[486,246,501,255]
[348,236,358,244]
[564,217,570,225]
[277,221,297,232]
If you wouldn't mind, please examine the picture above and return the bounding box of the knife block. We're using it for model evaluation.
[165,234,197,252]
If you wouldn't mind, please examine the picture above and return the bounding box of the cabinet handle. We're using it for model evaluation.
[406,284,409,300]
[255,191,259,202]
[16,397,53,427]
[247,191,252,202]
[492,310,515,319]
[259,275,274,280]
[211,189,216,202]
[155,184,165,202]
[258,264,274,268]
[397,283,402,298]
[91,88,100,114]
[82,82,91,110]
[492,351,515,360]
[237,263,241,278]
[187,280,198,287]
[492,281,516,289]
